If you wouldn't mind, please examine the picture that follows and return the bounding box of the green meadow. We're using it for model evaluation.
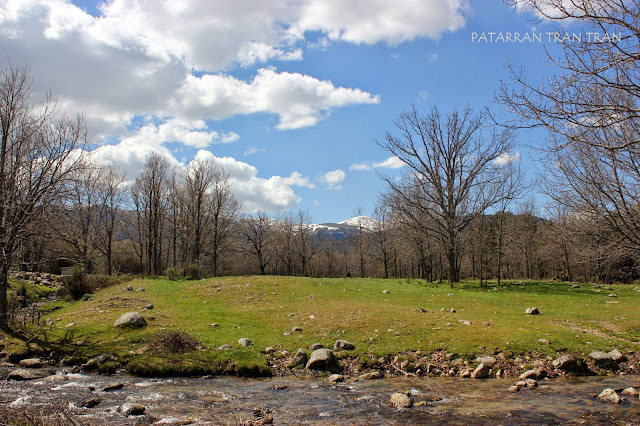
[2,276,639,375]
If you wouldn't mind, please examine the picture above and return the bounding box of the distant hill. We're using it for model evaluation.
[309,216,376,240]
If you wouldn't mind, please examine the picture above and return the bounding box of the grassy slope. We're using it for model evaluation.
[3,276,640,374]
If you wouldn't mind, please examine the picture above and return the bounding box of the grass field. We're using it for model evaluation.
[2,276,640,375]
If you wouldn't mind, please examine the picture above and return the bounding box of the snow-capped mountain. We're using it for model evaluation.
[308,216,377,240]
[338,216,378,230]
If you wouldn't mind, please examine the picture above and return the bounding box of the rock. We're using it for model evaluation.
[553,355,577,370]
[607,293,618,298]
[589,351,618,368]
[471,363,490,379]
[238,338,253,347]
[114,312,147,328]
[475,356,496,366]
[123,285,133,291]
[144,304,154,310]
[390,392,412,409]
[359,371,382,380]
[570,284,580,288]
[309,343,324,350]
[210,323,220,328]
[525,307,541,315]
[289,348,308,367]
[118,403,146,416]
[458,320,471,325]
[382,290,390,294]
[19,358,42,368]
[597,388,621,404]
[459,369,472,378]
[621,387,639,397]
[80,398,101,408]
[306,349,336,370]
[449,308,456,313]
[519,368,547,381]
[264,347,277,354]
[271,384,288,390]
[136,287,145,292]
[508,385,520,392]
[83,354,112,371]
[102,383,124,392]
[7,368,53,381]
[292,326,303,332]
[328,374,344,383]
[218,344,232,350]
[538,339,550,345]
[519,379,538,388]
[334,340,355,351]
[608,348,624,362]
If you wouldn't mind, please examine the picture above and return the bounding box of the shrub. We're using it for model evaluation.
[165,267,182,281]
[145,331,201,354]
[62,266,92,300]
[184,263,201,280]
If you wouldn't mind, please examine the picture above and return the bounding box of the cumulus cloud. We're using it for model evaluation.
[194,150,312,212]
[119,119,239,148]
[349,156,405,171]
[494,151,521,166]
[172,67,380,130]
[318,169,346,190]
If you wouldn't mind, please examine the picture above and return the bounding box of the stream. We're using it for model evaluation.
[2,369,640,425]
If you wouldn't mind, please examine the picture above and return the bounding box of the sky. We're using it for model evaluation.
[0,0,572,223]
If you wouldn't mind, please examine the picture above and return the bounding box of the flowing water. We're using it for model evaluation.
[1,369,639,425]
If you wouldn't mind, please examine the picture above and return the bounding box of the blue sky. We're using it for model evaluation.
[0,0,568,222]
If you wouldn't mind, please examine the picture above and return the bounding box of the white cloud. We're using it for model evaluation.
[173,67,380,130]
[494,151,521,166]
[194,150,310,212]
[349,156,405,171]
[291,0,469,45]
[244,147,266,156]
[318,169,346,190]
[119,119,239,149]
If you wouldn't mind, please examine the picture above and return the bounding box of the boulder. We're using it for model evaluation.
[525,307,541,315]
[123,285,133,291]
[333,340,355,351]
[80,398,101,408]
[621,387,639,397]
[19,358,42,368]
[589,351,620,368]
[83,354,112,371]
[289,349,308,367]
[382,290,390,294]
[264,347,277,354]
[7,368,53,381]
[359,371,382,380]
[218,344,232,350]
[309,343,324,350]
[328,374,344,383]
[114,312,147,328]
[390,392,412,409]
[608,348,624,362]
[102,383,124,392]
[519,368,547,381]
[238,338,253,347]
[475,356,496,366]
[553,355,577,371]
[292,326,303,332]
[118,403,146,416]
[597,388,621,404]
[306,349,336,370]
[471,363,490,379]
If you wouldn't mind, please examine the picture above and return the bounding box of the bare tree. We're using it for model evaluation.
[241,211,274,275]
[371,204,392,278]
[208,168,240,277]
[500,0,640,150]
[132,153,170,276]
[294,210,317,277]
[0,64,86,329]
[379,106,517,286]
[94,166,126,275]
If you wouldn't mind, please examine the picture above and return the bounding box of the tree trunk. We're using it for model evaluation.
[0,259,8,330]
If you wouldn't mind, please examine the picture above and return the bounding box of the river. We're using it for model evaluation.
[2,370,639,424]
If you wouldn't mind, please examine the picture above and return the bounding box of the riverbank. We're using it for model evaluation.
[1,275,639,379]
